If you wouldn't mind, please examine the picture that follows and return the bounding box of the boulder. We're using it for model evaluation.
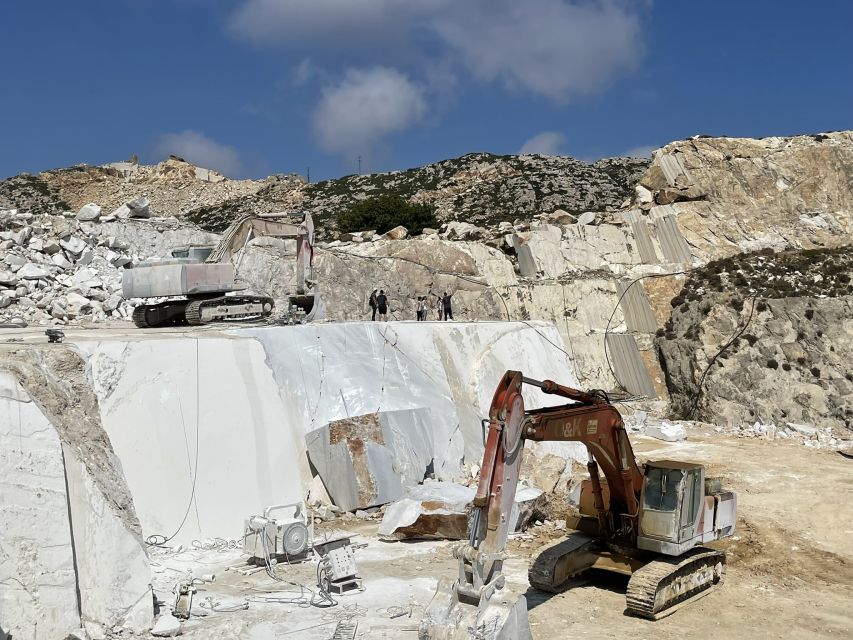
[17,264,50,280]
[112,204,131,219]
[52,254,74,270]
[126,196,151,218]
[645,419,687,442]
[306,409,434,512]
[5,255,26,267]
[443,221,485,240]
[42,240,61,255]
[76,203,102,222]
[76,248,94,266]
[60,236,87,255]
[66,292,91,310]
[378,482,473,540]
[510,485,544,532]
[576,211,596,225]
[0,294,11,309]
[384,225,409,240]
[634,185,654,208]
[0,270,19,286]
[28,237,44,252]
[13,227,33,246]
[151,613,182,637]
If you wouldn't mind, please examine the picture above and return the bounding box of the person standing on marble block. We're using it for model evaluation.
[377,290,389,321]
[435,294,443,321]
[442,291,453,320]
[417,296,427,321]
[369,289,378,321]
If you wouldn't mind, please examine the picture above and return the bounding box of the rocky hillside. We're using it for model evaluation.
[1,153,648,237]
[657,246,853,432]
[187,153,648,233]
[1,131,851,436]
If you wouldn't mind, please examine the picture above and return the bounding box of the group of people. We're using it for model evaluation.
[369,290,453,322]
[416,293,453,321]
[368,289,389,321]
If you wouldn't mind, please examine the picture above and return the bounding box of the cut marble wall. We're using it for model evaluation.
[0,372,80,640]
[70,321,579,542]
[77,337,308,545]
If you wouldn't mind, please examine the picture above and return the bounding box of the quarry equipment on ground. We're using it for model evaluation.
[123,212,315,327]
[420,370,737,639]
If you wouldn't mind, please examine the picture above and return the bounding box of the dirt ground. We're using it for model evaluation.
[516,432,853,640]
[152,430,852,639]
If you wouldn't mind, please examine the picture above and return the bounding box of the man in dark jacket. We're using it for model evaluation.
[377,290,389,321]
[442,292,453,320]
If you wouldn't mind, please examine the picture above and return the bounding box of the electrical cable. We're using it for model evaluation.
[687,288,762,418]
[146,337,201,547]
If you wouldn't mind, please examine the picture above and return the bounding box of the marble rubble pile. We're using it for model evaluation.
[0,206,142,325]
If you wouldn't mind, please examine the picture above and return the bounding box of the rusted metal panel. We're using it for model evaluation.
[605,333,658,398]
[654,215,693,263]
[616,281,659,333]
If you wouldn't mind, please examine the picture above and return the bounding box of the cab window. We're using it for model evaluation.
[643,468,683,511]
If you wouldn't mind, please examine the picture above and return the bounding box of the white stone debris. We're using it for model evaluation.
[151,613,182,637]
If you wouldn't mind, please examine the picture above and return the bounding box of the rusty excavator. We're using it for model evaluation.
[122,212,315,328]
[420,370,737,639]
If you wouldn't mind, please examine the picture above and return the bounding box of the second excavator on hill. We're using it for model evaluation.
[123,212,315,328]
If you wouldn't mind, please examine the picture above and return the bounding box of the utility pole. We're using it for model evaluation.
[306,167,310,184]
[357,155,362,175]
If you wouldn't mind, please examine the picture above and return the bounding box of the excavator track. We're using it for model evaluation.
[185,295,274,325]
[625,547,725,620]
[131,301,189,328]
[528,532,602,592]
[132,305,150,328]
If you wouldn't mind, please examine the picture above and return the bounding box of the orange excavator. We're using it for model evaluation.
[420,371,736,639]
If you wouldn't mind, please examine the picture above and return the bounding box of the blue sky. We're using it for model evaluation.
[2,1,851,180]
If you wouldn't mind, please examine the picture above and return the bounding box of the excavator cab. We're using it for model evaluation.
[637,461,736,556]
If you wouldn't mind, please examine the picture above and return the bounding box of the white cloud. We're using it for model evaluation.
[432,1,642,102]
[621,144,657,158]
[519,131,567,156]
[312,67,427,159]
[152,130,244,177]
[228,1,645,102]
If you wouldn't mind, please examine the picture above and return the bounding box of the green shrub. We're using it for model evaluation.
[337,194,438,235]
[766,359,779,369]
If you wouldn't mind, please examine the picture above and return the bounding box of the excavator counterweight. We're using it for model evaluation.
[421,371,736,638]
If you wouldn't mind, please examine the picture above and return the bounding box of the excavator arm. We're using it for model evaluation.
[421,370,643,639]
[473,371,643,553]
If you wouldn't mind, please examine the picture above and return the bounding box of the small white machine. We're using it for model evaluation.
[243,502,312,561]
[314,537,367,594]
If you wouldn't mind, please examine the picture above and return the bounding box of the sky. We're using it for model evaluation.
[2,1,852,181]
